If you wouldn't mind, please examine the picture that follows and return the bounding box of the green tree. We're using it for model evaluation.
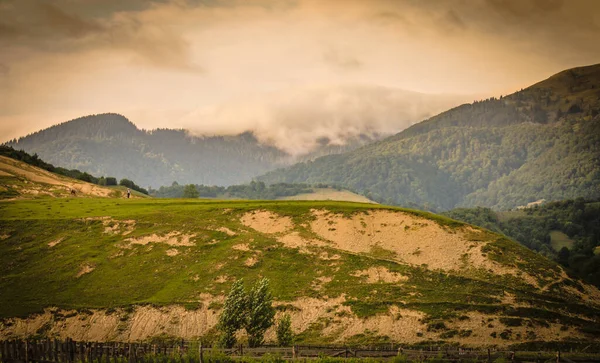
[218,279,248,348]
[276,314,293,346]
[183,184,199,198]
[245,278,275,347]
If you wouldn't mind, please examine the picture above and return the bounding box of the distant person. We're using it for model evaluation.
[126,188,131,199]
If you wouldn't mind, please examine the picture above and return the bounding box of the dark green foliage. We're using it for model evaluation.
[246,278,275,347]
[218,280,249,348]
[119,178,148,195]
[217,278,275,348]
[105,177,118,186]
[151,181,314,200]
[276,314,294,346]
[183,184,199,198]
[258,64,600,211]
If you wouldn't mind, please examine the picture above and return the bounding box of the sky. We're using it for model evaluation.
[1,0,599,154]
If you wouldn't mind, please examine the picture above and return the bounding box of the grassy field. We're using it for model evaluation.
[1,197,599,345]
[277,188,375,204]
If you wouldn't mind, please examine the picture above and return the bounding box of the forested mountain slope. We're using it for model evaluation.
[258,64,600,210]
[5,114,379,188]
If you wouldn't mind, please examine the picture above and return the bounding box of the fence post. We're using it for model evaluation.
[199,343,203,363]
[488,348,491,363]
[556,350,561,363]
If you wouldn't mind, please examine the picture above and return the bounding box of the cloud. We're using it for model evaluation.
[181,85,469,155]
[1,0,600,147]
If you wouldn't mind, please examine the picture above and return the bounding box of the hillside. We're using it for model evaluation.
[258,64,600,211]
[4,114,382,189]
[443,199,600,288]
[1,198,600,347]
[0,156,127,199]
[276,187,376,204]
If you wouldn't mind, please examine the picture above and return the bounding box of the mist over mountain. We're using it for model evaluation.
[258,64,600,211]
[5,86,466,188]
[180,85,469,155]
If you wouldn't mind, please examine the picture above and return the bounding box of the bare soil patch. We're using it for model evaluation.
[76,264,95,278]
[351,267,408,283]
[126,232,195,247]
[48,238,64,248]
[232,243,250,251]
[240,210,293,234]
[277,232,328,254]
[244,256,259,267]
[216,227,236,236]
[166,249,179,256]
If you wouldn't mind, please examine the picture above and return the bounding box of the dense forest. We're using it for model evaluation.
[5,114,380,188]
[258,64,600,211]
[150,181,343,199]
[443,199,600,288]
[0,145,148,194]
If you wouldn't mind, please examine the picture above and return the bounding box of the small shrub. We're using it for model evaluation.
[427,322,448,332]
[439,330,458,339]
[500,330,512,340]
[276,314,294,346]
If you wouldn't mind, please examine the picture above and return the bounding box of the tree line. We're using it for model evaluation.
[150,181,344,199]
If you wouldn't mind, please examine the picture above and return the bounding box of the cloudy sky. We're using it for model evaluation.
[1,0,599,153]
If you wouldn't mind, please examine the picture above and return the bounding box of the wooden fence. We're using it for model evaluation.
[2,339,600,363]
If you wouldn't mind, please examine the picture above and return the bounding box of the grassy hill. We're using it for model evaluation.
[258,64,600,211]
[0,156,127,199]
[276,187,376,204]
[1,196,600,346]
[443,199,600,288]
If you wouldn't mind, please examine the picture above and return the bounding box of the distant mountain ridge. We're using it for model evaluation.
[258,64,600,211]
[6,113,381,188]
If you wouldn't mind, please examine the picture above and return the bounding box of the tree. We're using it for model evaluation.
[217,278,276,348]
[183,184,199,198]
[218,279,248,348]
[276,314,293,346]
[245,278,275,347]
[105,177,117,186]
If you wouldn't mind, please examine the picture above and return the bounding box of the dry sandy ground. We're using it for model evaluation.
[309,209,544,285]
[240,210,293,234]
[1,295,594,347]
[240,209,553,287]
[351,267,409,283]
[0,156,114,197]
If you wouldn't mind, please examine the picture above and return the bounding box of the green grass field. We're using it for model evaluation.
[1,197,599,344]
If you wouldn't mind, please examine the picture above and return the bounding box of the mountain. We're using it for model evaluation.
[258,64,600,211]
[5,114,288,188]
[1,196,600,347]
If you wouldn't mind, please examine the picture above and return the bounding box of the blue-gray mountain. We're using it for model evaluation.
[258,64,600,211]
[5,114,380,188]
